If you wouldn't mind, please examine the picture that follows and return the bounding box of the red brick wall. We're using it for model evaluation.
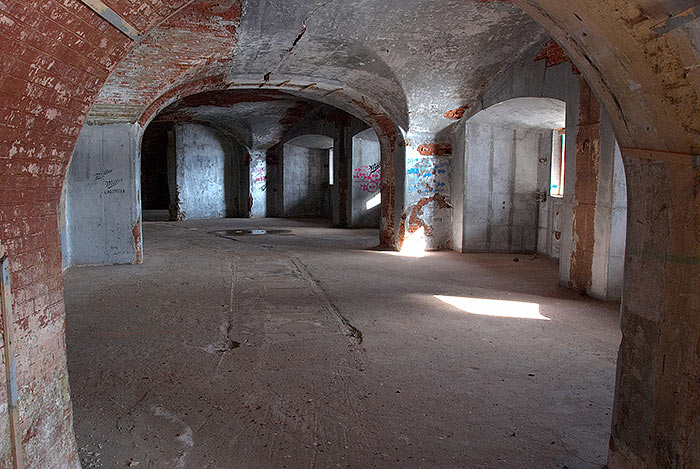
[0,1,243,461]
[0,1,139,465]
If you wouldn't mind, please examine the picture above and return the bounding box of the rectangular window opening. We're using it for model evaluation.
[550,129,566,198]
[328,148,334,185]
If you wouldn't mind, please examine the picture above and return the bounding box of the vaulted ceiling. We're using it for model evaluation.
[89,0,548,135]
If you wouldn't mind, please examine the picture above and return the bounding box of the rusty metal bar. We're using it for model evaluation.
[80,0,141,40]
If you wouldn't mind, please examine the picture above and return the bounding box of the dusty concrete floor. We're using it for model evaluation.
[64,219,620,468]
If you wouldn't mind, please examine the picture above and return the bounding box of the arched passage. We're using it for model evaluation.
[0,1,699,466]
[457,97,568,254]
[281,134,334,219]
[455,96,628,301]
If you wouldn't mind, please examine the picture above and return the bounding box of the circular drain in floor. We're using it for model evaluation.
[215,229,292,237]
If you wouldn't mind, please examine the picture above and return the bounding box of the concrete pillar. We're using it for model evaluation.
[380,130,404,249]
[567,80,628,300]
[451,123,466,252]
[249,150,267,218]
[569,80,601,292]
[401,132,453,250]
[590,116,627,300]
[173,123,230,220]
[557,86,582,287]
[333,122,352,227]
[63,123,142,266]
[609,154,700,467]
[266,145,283,217]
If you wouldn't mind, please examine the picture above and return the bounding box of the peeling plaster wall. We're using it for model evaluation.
[402,133,453,250]
[351,129,381,228]
[63,124,142,267]
[282,145,331,218]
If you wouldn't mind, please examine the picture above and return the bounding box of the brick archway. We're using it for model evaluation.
[0,1,698,466]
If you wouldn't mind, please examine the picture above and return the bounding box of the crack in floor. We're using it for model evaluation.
[289,256,364,345]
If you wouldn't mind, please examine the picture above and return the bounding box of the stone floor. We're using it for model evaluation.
[63,219,620,468]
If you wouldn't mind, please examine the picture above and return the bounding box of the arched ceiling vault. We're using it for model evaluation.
[88,0,700,153]
[152,90,343,151]
[89,0,548,134]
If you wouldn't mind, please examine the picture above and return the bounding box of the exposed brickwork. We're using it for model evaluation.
[444,105,468,120]
[535,39,580,74]
[0,0,177,465]
[535,40,569,67]
[349,98,400,248]
[570,78,601,293]
[398,193,452,249]
[91,1,242,125]
[417,143,453,156]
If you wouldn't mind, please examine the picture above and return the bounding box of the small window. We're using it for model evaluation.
[550,129,565,198]
[328,148,334,185]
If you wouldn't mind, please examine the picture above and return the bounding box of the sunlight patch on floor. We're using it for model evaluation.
[434,295,550,320]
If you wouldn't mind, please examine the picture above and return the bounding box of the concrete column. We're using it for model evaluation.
[266,145,283,217]
[567,80,628,300]
[609,154,700,467]
[249,150,267,218]
[401,132,452,251]
[569,80,601,292]
[451,123,466,252]
[166,127,180,220]
[380,131,404,249]
[174,123,231,220]
[63,123,142,266]
[590,115,627,300]
[558,85,582,287]
[333,123,352,227]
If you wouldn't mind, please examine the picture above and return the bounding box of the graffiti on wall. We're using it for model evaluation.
[95,169,126,195]
[406,158,448,195]
[353,163,381,193]
[253,164,267,192]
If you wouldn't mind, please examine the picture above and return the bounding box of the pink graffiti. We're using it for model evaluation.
[353,163,381,193]
[359,182,380,193]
